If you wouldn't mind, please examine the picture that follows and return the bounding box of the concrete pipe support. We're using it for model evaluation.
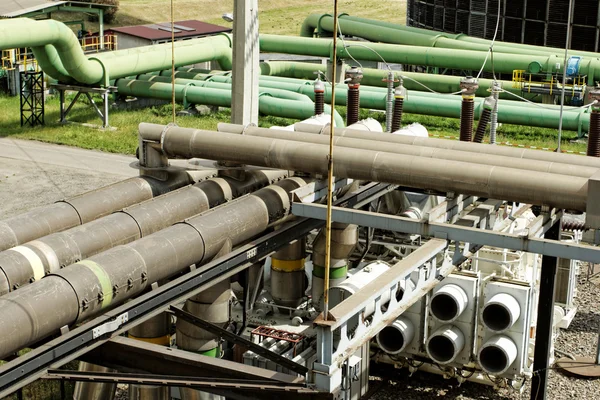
[0,170,286,295]
[311,223,358,311]
[0,178,309,358]
[478,335,518,375]
[141,124,590,211]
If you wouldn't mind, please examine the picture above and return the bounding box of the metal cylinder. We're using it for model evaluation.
[329,261,391,330]
[0,177,159,252]
[478,335,518,375]
[314,79,325,116]
[128,313,171,344]
[474,107,492,143]
[143,124,591,211]
[426,325,465,364]
[376,316,414,355]
[482,293,521,333]
[430,284,468,323]
[271,238,307,309]
[0,170,284,296]
[0,178,309,358]
[129,385,169,400]
[73,363,117,400]
[347,118,382,132]
[588,110,600,157]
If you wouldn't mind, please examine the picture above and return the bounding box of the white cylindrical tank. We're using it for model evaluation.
[478,335,518,375]
[426,325,465,364]
[392,122,428,137]
[482,293,521,332]
[347,118,383,132]
[430,284,468,322]
[376,316,415,354]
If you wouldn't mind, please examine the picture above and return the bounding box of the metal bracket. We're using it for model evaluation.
[92,313,129,339]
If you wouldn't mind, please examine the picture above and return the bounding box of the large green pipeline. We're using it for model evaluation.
[260,34,600,85]
[115,78,345,127]
[180,62,533,101]
[0,18,232,85]
[147,70,589,132]
[301,13,600,59]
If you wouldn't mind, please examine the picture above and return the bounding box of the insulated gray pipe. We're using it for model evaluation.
[140,124,588,211]
[0,170,285,295]
[0,178,309,358]
[216,124,598,178]
[0,173,195,252]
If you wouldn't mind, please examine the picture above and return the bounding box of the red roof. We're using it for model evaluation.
[107,20,231,41]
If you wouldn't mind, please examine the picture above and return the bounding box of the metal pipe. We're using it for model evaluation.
[140,124,589,211]
[0,178,309,358]
[0,175,193,253]
[270,237,307,309]
[0,171,284,295]
[216,126,596,181]
[482,293,521,333]
[426,325,465,364]
[376,316,415,355]
[73,363,117,400]
[430,284,468,323]
[478,335,518,375]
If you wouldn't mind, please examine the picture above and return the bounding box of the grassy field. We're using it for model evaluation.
[0,93,586,155]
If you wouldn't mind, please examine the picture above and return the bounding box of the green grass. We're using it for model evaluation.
[0,94,587,155]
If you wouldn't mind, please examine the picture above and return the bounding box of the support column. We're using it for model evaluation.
[231,0,259,125]
[530,217,561,400]
[99,10,104,50]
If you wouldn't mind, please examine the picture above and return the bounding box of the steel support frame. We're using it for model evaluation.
[310,198,503,393]
[53,83,114,128]
[0,182,394,399]
[293,203,600,264]
[530,218,561,400]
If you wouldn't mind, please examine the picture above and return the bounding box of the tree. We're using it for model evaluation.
[80,0,120,24]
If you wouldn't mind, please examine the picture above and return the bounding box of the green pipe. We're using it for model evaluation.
[0,18,233,85]
[115,79,345,127]
[303,13,600,59]
[259,34,600,85]
[146,69,587,132]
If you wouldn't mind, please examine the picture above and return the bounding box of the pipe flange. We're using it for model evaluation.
[460,76,479,96]
[160,122,178,156]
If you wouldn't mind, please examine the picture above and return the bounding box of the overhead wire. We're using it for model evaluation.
[476,0,502,80]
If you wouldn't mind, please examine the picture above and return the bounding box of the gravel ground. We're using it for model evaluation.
[1,149,598,400]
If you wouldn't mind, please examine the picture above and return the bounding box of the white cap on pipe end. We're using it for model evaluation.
[426,325,465,364]
[376,316,415,355]
[482,292,521,332]
[430,284,468,323]
[478,335,518,375]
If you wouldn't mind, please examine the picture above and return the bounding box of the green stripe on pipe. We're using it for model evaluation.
[77,260,113,309]
[313,265,348,279]
[199,347,219,357]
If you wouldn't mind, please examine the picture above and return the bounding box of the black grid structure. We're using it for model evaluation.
[407,0,600,52]
[19,71,44,127]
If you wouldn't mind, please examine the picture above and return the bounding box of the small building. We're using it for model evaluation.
[106,20,232,50]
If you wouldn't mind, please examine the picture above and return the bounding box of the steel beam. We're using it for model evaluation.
[292,203,600,263]
[531,218,561,400]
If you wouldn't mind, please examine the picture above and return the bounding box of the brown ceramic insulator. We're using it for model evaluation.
[587,111,600,157]
[460,98,475,142]
[347,85,360,126]
[474,108,492,143]
[391,98,404,132]
[314,91,325,116]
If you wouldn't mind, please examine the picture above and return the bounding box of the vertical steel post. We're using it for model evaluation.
[530,217,561,400]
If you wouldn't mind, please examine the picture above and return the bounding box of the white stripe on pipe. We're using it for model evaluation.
[10,246,45,281]
[29,240,61,273]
